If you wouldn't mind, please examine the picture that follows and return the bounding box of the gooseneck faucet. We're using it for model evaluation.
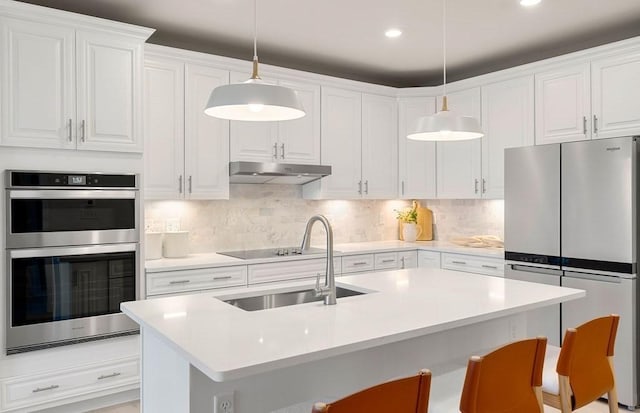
[301,215,336,305]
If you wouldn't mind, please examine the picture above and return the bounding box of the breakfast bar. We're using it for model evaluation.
[121,268,584,412]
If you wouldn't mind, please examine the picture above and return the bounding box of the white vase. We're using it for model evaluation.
[402,223,422,242]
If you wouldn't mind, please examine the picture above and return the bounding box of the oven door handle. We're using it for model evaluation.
[8,243,138,259]
[9,190,137,199]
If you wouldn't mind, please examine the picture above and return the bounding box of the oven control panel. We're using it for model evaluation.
[7,171,137,188]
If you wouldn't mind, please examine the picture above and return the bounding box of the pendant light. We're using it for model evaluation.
[204,0,305,121]
[407,0,483,141]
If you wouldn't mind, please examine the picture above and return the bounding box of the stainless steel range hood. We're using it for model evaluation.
[229,161,331,184]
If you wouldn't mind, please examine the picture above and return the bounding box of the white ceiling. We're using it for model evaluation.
[16,0,640,87]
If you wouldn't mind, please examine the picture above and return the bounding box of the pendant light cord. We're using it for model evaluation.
[441,0,448,110]
[251,0,260,79]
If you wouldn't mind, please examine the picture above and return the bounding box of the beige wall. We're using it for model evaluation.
[145,184,504,253]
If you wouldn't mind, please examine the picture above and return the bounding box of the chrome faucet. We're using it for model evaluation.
[301,215,336,305]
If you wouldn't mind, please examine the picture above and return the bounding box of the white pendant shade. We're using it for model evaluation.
[408,110,483,141]
[205,78,305,122]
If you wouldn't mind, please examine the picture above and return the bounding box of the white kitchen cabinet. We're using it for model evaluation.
[398,251,418,269]
[418,250,441,268]
[143,54,230,200]
[436,88,482,199]
[441,253,504,277]
[229,73,321,164]
[374,252,398,271]
[146,265,247,296]
[341,254,375,274]
[248,258,342,284]
[0,357,139,412]
[0,15,151,152]
[591,52,640,139]
[535,63,591,144]
[398,97,437,199]
[481,76,534,199]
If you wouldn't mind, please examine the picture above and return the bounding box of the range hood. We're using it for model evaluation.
[229,161,331,184]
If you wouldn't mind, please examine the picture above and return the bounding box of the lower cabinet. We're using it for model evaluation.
[418,250,441,268]
[146,265,247,296]
[0,357,139,412]
[341,254,375,274]
[441,253,504,277]
[248,258,342,285]
[398,251,418,269]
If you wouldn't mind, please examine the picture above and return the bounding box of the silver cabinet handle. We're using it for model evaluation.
[482,179,487,194]
[381,259,395,263]
[583,116,587,134]
[474,179,479,194]
[482,264,498,269]
[280,143,285,159]
[273,143,278,159]
[401,181,405,196]
[593,115,599,134]
[188,175,192,194]
[169,280,190,285]
[352,261,368,266]
[98,372,121,380]
[213,275,232,281]
[452,260,467,265]
[67,119,73,142]
[33,385,59,393]
[80,120,86,142]
[401,256,406,269]
[358,180,362,195]
[178,175,183,194]
[364,180,369,195]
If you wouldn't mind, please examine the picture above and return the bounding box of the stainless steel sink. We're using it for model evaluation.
[222,286,366,311]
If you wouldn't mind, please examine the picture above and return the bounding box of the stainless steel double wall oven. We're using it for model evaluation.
[5,171,140,354]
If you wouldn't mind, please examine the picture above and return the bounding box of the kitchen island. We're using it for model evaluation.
[121,268,584,412]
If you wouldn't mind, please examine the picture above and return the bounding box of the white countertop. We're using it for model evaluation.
[121,268,583,382]
[145,240,504,272]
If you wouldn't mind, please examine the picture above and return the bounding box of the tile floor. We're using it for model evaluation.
[92,400,636,412]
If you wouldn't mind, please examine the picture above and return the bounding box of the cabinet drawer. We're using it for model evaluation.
[441,253,504,277]
[1,357,139,411]
[342,254,375,274]
[375,252,398,270]
[418,250,441,268]
[248,258,342,285]
[147,265,247,296]
[398,251,418,269]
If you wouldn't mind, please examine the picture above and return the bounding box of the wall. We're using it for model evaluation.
[144,184,504,253]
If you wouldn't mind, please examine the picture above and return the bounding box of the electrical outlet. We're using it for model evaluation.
[214,391,234,413]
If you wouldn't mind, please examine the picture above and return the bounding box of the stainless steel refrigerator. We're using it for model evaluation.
[504,136,639,408]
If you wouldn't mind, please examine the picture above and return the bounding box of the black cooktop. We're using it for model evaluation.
[217,247,330,260]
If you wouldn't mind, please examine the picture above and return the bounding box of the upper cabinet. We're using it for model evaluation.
[481,76,534,199]
[398,97,437,199]
[229,72,320,164]
[536,51,640,144]
[303,87,397,200]
[143,53,229,200]
[436,88,483,199]
[0,8,153,152]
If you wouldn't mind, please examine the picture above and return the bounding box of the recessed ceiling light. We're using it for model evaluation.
[385,29,402,38]
[520,0,541,6]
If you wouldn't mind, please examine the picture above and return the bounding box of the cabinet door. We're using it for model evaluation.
[76,31,143,152]
[481,76,534,199]
[277,79,321,164]
[362,94,398,199]
[398,97,437,199]
[316,87,362,199]
[436,88,482,199]
[0,18,75,149]
[184,64,229,199]
[535,63,590,144]
[228,71,278,162]
[143,57,185,199]
[592,52,640,139]
[398,251,418,269]
[418,250,441,268]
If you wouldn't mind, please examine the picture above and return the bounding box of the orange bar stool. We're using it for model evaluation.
[459,337,547,413]
[542,314,620,413]
[311,369,431,413]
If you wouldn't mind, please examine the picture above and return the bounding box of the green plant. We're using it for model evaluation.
[395,202,418,223]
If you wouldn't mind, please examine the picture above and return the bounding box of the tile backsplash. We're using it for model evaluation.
[144,185,504,253]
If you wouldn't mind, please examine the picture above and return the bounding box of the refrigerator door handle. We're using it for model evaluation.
[563,271,622,284]
[507,263,563,276]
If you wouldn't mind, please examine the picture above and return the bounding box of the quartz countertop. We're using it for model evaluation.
[121,268,583,382]
[145,240,504,272]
